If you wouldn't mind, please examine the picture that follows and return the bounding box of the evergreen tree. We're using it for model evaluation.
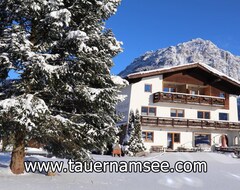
[128,109,146,156]
[0,0,123,174]
[121,109,134,145]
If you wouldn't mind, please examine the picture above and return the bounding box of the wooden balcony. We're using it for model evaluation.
[141,116,240,130]
[153,91,225,107]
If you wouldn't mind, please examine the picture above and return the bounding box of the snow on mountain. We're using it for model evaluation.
[119,38,240,81]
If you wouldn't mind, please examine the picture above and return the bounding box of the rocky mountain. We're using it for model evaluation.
[119,38,240,81]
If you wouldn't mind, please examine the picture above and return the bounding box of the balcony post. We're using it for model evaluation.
[172,118,174,127]
[185,95,187,104]
[159,92,162,101]
[210,98,213,106]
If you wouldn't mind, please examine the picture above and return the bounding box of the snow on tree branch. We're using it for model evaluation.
[0,94,49,130]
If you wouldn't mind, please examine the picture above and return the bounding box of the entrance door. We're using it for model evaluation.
[167,133,181,149]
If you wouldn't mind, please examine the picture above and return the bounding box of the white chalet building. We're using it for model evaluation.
[116,63,240,151]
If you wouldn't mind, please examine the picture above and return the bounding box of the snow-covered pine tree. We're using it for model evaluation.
[122,109,134,144]
[0,0,123,174]
[128,109,146,156]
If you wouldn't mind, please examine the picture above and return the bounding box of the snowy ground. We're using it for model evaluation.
[1,152,240,190]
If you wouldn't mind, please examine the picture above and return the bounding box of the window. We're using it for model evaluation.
[142,131,154,142]
[149,107,156,116]
[171,109,184,117]
[195,133,211,146]
[144,84,152,92]
[163,87,176,92]
[219,113,228,121]
[141,106,156,116]
[141,107,148,116]
[197,111,210,119]
[174,133,180,143]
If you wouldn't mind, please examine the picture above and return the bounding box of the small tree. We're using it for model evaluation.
[122,110,134,145]
[128,109,146,156]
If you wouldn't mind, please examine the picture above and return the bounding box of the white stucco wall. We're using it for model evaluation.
[128,75,163,112]
[116,73,240,151]
[128,75,239,122]
[141,126,236,151]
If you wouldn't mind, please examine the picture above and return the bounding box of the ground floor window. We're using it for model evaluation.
[194,133,211,146]
[142,131,154,142]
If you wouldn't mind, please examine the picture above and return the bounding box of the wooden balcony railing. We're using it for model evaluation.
[153,92,225,107]
[141,116,240,130]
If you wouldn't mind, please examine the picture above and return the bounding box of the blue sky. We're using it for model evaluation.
[107,0,240,75]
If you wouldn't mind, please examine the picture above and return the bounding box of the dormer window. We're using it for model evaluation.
[144,84,152,92]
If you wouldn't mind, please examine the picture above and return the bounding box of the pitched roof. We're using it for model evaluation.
[126,62,240,86]
[126,62,240,95]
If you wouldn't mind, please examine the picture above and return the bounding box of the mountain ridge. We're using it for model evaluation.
[119,38,240,81]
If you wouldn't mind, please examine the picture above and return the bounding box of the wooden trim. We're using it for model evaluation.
[128,63,198,79]
[171,108,185,118]
[127,63,240,95]
[197,111,211,119]
[141,106,157,116]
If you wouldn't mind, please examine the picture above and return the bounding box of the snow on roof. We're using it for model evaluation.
[126,62,240,86]
[111,75,129,87]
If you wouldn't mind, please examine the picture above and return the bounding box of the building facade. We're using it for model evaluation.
[116,63,240,151]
